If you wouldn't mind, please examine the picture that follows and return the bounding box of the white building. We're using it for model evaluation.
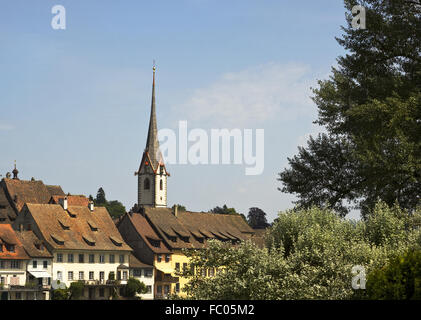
[129,253,154,299]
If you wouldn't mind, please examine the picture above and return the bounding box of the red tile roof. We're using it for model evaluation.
[0,224,30,260]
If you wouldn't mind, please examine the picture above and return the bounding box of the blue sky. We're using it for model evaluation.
[0,1,357,222]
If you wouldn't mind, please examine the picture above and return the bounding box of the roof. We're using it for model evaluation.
[0,224,30,260]
[125,212,169,254]
[24,203,131,252]
[129,253,153,269]
[0,186,16,224]
[142,207,255,250]
[50,195,89,207]
[16,230,53,258]
[250,228,269,249]
[0,178,65,221]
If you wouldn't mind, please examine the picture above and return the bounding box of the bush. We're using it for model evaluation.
[52,288,69,300]
[367,249,421,300]
[69,281,85,300]
[122,278,147,299]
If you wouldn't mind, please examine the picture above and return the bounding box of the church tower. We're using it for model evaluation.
[135,66,169,208]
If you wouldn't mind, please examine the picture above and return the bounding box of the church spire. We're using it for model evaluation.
[145,65,162,169]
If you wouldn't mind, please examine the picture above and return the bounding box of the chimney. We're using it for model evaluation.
[59,196,68,210]
[88,201,94,212]
[173,205,178,217]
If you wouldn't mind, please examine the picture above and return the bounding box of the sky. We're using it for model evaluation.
[0,0,359,222]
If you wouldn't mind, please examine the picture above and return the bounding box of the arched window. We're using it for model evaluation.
[160,179,163,191]
[144,178,150,190]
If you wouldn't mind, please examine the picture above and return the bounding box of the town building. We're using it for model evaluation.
[129,253,154,300]
[13,197,133,300]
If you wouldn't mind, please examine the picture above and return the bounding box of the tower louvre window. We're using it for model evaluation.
[160,179,163,191]
[144,178,150,190]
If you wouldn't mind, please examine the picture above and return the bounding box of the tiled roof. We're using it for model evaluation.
[50,195,89,207]
[0,179,65,221]
[126,212,170,254]
[0,186,15,224]
[0,224,30,260]
[143,207,255,250]
[24,203,131,252]
[129,253,153,269]
[16,230,53,258]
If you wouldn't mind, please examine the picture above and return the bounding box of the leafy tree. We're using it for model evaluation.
[367,249,421,300]
[210,205,238,215]
[181,203,421,299]
[172,204,187,212]
[94,187,126,219]
[123,278,148,299]
[278,0,421,218]
[69,281,85,300]
[247,207,270,229]
[95,187,107,205]
[51,288,69,300]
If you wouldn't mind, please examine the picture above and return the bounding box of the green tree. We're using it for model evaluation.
[51,288,69,300]
[181,203,421,300]
[247,207,270,229]
[367,249,421,300]
[172,204,187,211]
[69,281,85,300]
[95,187,107,205]
[123,278,148,299]
[278,0,421,218]
[210,205,238,215]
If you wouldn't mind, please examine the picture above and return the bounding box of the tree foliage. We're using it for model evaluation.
[367,249,421,300]
[172,204,187,211]
[278,0,421,218]
[181,203,421,299]
[123,278,148,299]
[247,207,270,229]
[94,187,126,219]
[69,281,85,300]
[210,205,238,215]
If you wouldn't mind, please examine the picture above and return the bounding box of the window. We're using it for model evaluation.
[99,288,104,297]
[164,285,170,295]
[6,244,15,252]
[0,277,5,284]
[133,269,141,277]
[109,254,115,263]
[144,178,150,190]
[99,272,105,281]
[89,254,95,263]
[0,261,4,269]
[175,263,180,272]
[68,254,74,263]
[68,271,73,281]
[144,269,153,277]
[57,253,63,263]
[183,263,187,272]
[79,271,84,280]
[99,254,105,263]
[78,254,84,263]
[146,285,152,294]
[10,260,20,269]
[33,260,37,269]
[89,271,94,280]
[57,271,62,281]
[122,271,128,281]
[165,254,170,263]
[157,285,162,294]
[43,261,48,269]
[119,255,125,264]
[160,179,163,190]
[157,254,162,262]
[176,283,180,293]
[0,244,2,252]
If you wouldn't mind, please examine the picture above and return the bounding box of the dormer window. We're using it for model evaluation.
[58,219,70,230]
[87,220,98,231]
[5,244,15,252]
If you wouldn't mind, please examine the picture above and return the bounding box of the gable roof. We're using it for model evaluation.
[142,207,255,250]
[0,178,65,222]
[50,195,89,207]
[24,203,131,252]
[0,224,29,260]
[129,253,153,269]
[124,212,169,254]
[16,230,53,258]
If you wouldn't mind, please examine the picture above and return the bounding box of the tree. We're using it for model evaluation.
[94,187,126,219]
[69,281,85,300]
[172,204,187,211]
[51,288,69,300]
[367,249,421,300]
[123,278,148,299]
[210,205,237,215]
[278,0,421,218]
[95,187,107,205]
[181,203,421,300]
[247,207,270,229]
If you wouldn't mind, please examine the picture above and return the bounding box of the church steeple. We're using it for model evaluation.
[145,65,162,169]
[136,65,169,209]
